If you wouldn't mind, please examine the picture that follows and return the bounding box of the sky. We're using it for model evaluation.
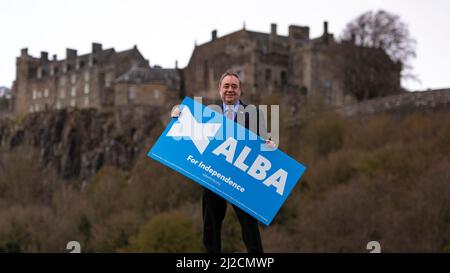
[1,0,449,91]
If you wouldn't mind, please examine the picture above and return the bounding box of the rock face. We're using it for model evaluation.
[1,89,449,183]
[0,105,165,181]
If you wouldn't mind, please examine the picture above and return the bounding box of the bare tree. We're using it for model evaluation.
[328,42,403,100]
[341,10,417,81]
[327,10,417,100]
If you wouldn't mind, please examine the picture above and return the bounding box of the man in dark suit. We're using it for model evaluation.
[172,72,275,253]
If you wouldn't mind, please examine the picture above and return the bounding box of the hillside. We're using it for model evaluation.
[0,94,449,252]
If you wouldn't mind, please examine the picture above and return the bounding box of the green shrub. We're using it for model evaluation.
[303,114,345,157]
[221,210,245,253]
[126,211,201,253]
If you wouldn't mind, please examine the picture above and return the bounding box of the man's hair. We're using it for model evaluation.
[218,71,242,88]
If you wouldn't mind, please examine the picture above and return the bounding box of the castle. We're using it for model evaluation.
[184,22,401,105]
[12,43,180,114]
[11,22,401,115]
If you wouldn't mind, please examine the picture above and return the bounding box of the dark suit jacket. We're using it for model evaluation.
[220,100,268,140]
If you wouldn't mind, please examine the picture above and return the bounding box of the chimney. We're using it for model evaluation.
[323,21,329,44]
[289,25,310,41]
[21,48,28,57]
[175,60,178,69]
[40,51,48,61]
[271,23,277,35]
[92,42,102,53]
[53,54,57,61]
[66,48,77,59]
[212,29,217,41]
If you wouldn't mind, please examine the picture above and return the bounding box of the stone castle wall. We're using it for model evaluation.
[336,89,450,117]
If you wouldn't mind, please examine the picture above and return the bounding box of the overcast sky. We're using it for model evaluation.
[1,0,449,91]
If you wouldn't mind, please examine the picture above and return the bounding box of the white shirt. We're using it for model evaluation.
[223,101,240,120]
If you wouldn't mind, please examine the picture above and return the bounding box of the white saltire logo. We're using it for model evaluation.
[166,107,222,154]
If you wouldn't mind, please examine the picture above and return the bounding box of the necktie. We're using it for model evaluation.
[225,106,234,120]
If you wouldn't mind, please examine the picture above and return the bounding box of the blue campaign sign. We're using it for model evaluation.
[147,96,306,225]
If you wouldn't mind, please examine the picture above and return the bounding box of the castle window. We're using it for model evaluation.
[32,89,37,100]
[128,86,136,102]
[56,101,61,110]
[236,70,245,82]
[76,60,84,70]
[323,80,332,105]
[71,74,76,84]
[300,86,308,96]
[44,88,49,98]
[105,73,113,87]
[70,99,76,107]
[59,76,66,86]
[29,67,37,78]
[71,87,76,97]
[153,89,160,99]
[84,83,90,94]
[84,97,89,107]
[265,69,271,82]
[281,71,287,85]
[35,104,39,112]
[262,45,268,54]
[29,105,34,113]
[59,88,66,99]
[84,71,90,82]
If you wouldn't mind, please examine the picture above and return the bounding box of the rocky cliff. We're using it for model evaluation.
[0,105,168,182]
[1,89,449,183]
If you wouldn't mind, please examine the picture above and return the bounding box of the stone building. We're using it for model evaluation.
[114,65,181,107]
[11,43,176,115]
[11,21,401,115]
[183,22,401,106]
[0,86,13,115]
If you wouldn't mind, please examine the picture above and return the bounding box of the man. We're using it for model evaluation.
[172,72,275,253]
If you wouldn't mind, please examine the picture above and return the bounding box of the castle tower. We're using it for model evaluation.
[14,48,39,114]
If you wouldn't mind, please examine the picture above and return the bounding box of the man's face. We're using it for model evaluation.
[219,75,241,105]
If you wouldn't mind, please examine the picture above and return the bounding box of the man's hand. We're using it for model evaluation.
[171,105,181,118]
[265,139,277,149]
